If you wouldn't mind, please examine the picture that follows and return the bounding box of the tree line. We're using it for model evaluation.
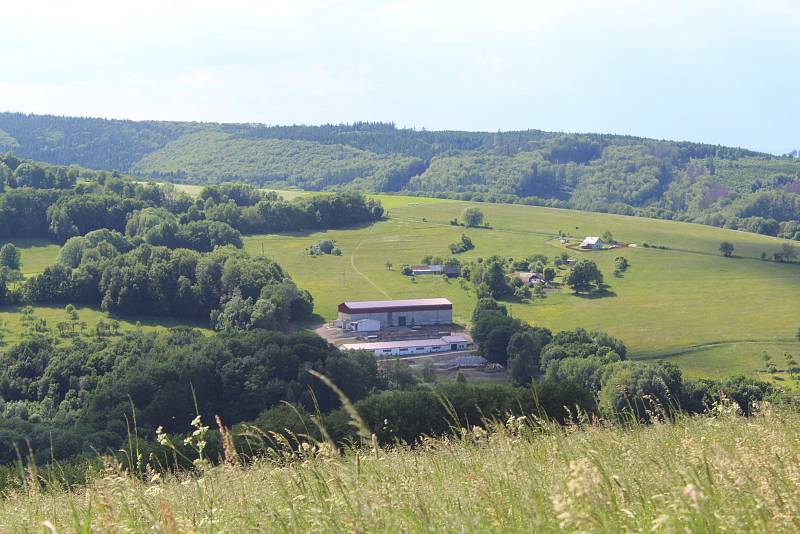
[6,114,800,244]
[0,154,384,248]
[0,316,775,470]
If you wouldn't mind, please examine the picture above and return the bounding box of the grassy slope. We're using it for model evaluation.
[244,195,800,381]
[3,194,798,380]
[4,410,800,532]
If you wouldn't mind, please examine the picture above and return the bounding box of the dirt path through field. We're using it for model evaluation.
[351,235,392,299]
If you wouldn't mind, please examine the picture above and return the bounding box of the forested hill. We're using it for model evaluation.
[2,112,800,239]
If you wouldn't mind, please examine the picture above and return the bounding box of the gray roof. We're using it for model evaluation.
[412,264,443,272]
[342,334,470,352]
[342,338,450,351]
[441,335,470,344]
[340,298,452,311]
[439,355,488,368]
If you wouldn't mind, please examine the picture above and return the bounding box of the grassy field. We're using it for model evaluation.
[0,237,61,276]
[171,182,308,200]
[4,409,800,532]
[244,195,800,382]
[3,194,799,382]
[0,304,209,346]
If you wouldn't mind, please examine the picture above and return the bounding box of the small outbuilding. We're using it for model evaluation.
[411,264,444,275]
[516,272,543,287]
[580,236,605,250]
[411,264,460,277]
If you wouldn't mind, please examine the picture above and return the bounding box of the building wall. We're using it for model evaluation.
[339,308,452,328]
[371,344,450,357]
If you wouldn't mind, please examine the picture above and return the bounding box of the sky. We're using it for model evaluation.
[1,0,798,154]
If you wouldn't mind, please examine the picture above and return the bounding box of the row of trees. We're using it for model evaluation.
[0,157,386,250]
[0,316,776,467]
[0,328,380,464]
[5,115,800,241]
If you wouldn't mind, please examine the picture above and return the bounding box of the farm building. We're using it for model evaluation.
[580,236,605,250]
[516,272,543,287]
[336,298,453,329]
[411,264,460,277]
[437,355,488,370]
[347,318,381,332]
[341,335,471,357]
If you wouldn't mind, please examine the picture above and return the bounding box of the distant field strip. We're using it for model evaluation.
[635,338,798,360]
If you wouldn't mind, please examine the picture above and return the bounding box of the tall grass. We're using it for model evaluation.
[2,404,800,532]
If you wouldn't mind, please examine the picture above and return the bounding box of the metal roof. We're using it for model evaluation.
[411,264,443,272]
[342,338,451,351]
[441,335,470,344]
[439,355,488,368]
[339,298,452,314]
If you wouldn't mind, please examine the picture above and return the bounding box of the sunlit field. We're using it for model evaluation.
[245,195,800,382]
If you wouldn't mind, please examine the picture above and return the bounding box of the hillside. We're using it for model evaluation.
[2,113,800,240]
[3,409,798,532]
[244,194,800,383]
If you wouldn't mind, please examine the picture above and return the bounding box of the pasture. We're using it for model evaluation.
[2,194,798,382]
[245,195,800,382]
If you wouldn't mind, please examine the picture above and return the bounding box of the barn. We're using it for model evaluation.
[336,298,453,329]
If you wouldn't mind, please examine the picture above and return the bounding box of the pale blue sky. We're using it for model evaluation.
[1,0,798,153]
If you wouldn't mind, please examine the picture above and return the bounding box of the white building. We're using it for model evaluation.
[341,335,471,357]
[336,298,453,329]
[580,236,604,250]
[348,318,381,332]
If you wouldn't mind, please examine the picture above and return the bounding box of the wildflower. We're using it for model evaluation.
[683,483,701,511]
[144,485,163,497]
[155,426,170,447]
[566,458,601,499]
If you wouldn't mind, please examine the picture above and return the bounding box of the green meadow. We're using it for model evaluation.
[244,195,800,382]
[0,237,61,276]
[2,194,798,382]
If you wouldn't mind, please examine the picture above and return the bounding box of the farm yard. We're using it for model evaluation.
[244,194,800,383]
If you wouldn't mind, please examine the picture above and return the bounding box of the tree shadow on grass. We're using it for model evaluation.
[289,313,328,331]
[244,220,380,239]
[572,286,617,299]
